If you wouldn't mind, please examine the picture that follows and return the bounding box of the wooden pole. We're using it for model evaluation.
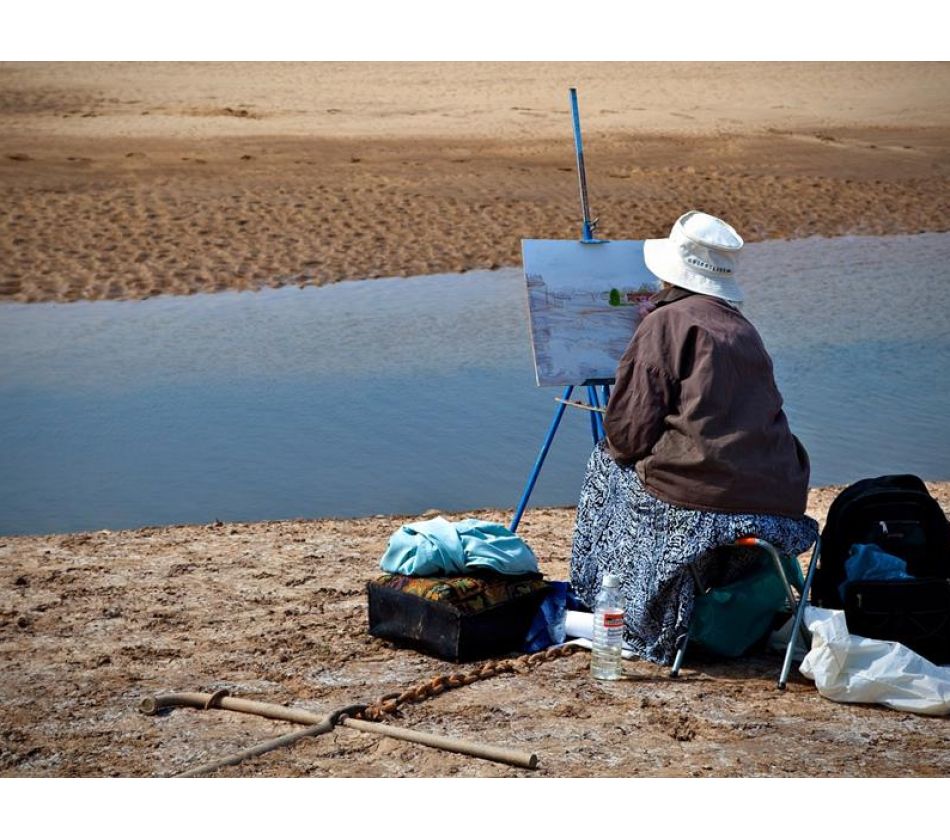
[141,692,538,773]
[172,721,334,778]
[341,717,538,770]
[140,692,325,725]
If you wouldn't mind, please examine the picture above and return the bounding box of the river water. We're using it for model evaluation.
[1,233,948,535]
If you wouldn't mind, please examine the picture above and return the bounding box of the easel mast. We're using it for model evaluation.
[570,87,601,245]
[509,89,612,532]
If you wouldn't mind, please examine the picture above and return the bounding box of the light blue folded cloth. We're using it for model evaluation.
[379,516,540,577]
[838,543,915,600]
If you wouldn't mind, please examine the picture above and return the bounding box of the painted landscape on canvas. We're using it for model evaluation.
[522,239,659,386]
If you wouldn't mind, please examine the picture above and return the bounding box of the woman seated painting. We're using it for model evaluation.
[570,211,818,664]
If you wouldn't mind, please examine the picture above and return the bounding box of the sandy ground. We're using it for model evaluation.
[2,483,949,778]
[2,62,949,302]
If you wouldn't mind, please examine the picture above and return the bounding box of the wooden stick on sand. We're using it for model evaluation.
[140,691,539,775]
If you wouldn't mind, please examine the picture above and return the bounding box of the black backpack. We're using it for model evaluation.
[813,474,950,664]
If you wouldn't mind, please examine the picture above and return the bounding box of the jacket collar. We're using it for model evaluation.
[650,285,743,314]
[650,285,696,309]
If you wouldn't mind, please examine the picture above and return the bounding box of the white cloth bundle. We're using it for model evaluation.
[800,607,950,716]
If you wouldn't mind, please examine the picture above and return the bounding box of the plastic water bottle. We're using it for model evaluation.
[591,573,624,680]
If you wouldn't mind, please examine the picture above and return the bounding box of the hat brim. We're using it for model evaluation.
[643,238,744,303]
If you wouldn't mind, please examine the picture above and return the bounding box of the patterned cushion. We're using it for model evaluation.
[374,572,547,616]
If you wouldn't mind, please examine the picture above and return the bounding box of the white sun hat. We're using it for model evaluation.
[643,210,745,303]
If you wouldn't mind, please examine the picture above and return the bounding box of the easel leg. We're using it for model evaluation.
[510,385,574,533]
[585,386,600,442]
[587,385,606,442]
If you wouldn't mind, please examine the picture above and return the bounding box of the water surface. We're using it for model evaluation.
[1,233,948,535]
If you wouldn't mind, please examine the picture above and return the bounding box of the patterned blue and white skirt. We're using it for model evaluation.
[570,440,818,665]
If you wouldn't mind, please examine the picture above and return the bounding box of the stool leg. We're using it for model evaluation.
[670,633,689,678]
[778,537,821,690]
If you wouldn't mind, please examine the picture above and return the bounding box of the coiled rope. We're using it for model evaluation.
[360,643,579,721]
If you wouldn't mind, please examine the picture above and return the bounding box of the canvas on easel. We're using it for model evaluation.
[522,239,659,387]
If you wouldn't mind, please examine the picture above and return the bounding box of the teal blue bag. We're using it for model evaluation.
[689,553,804,658]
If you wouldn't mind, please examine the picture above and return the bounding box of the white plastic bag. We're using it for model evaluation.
[799,607,950,715]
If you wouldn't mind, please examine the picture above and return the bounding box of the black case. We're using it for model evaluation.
[367,577,550,662]
[814,474,950,608]
[843,578,950,665]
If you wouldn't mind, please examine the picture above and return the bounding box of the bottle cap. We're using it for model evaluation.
[602,573,621,588]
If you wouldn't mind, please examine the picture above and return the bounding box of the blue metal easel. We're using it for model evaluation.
[510,88,612,533]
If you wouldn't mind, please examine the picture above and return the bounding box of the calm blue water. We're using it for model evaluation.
[1,233,949,536]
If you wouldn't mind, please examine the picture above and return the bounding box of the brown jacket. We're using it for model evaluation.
[604,287,810,517]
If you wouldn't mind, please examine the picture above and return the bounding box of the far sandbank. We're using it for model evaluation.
[2,62,949,303]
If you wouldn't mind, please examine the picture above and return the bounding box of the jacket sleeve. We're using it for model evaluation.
[604,331,676,466]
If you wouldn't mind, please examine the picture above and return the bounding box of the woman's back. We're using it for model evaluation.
[604,288,810,517]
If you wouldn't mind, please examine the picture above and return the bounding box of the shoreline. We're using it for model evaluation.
[3,227,950,310]
[3,481,950,540]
